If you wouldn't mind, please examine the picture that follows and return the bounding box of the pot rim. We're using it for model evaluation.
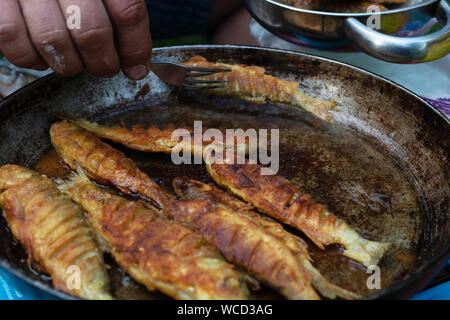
[259,0,439,17]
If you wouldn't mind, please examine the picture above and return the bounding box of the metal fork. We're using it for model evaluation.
[151,60,230,90]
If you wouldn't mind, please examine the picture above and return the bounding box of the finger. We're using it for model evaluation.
[103,0,152,80]
[19,0,83,76]
[0,0,47,70]
[58,0,120,77]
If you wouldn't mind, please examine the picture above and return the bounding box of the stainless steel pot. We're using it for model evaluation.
[245,0,450,63]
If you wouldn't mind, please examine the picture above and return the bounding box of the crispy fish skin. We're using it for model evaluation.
[61,118,180,154]
[164,199,321,300]
[50,121,174,208]
[59,169,249,300]
[0,165,112,300]
[173,176,309,255]
[173,177,360,299]
[183,56,337,122]
[53,116,252,157]
[206,163,390,267]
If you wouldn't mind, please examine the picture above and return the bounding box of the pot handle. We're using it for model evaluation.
[343,0,450,63]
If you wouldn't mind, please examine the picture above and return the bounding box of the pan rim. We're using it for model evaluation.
[0,44,448,300]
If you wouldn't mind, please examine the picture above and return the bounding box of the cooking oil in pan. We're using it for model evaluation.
[33,96,424,299]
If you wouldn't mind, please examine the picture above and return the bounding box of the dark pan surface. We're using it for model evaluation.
[0,46,448,300]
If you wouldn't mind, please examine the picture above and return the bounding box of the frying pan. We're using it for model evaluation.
[0,45,448,300]
[245,0,450,63]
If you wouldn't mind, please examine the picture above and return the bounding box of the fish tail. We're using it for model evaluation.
[57,163,92,194]
[285,283,321,300]
[299,257,360,299]
[50,114,98,134]
[342,235,391,267]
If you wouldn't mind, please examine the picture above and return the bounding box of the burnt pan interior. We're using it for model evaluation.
[0,46,448,299]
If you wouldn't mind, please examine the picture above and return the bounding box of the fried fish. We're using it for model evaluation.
[59,168,249,300]
[164,198,320,300]
[206,163,390,267]
[61,117,182,154]
[50,121,174,208]
[52,115,251,157]
[183,56,337,122]
[172,177,360,299]
[0,165,112,300]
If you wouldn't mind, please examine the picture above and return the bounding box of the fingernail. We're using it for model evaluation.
[124,64,148,80]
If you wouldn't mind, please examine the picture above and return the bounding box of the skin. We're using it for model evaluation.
[0,0,256,80]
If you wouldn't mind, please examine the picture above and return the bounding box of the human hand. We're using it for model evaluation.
[0,0,152,80]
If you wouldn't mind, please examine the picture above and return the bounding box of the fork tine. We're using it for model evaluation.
[182,84,225,90]
[184,65,230,73]
[187,71,219,78]
[151,59,230,87]
[187,70,229,78]
[184,79,226,85]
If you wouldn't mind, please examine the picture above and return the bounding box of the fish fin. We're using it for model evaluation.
[301,259,361,300]
[73,162,90,181]
[343,239,391,267]
[57,162,92,193]
[235,270,260,291]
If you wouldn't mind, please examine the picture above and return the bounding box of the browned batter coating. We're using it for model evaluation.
[206,163,390,267]
[172,177,360,299]
[59,169,249,300]
[173,176,309,254]
[68,118,181,154]
[54,116,251,157]
[183,56,337,122]
[50,121,174,208]
[164,199,320,300]
[0,165,112,300]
